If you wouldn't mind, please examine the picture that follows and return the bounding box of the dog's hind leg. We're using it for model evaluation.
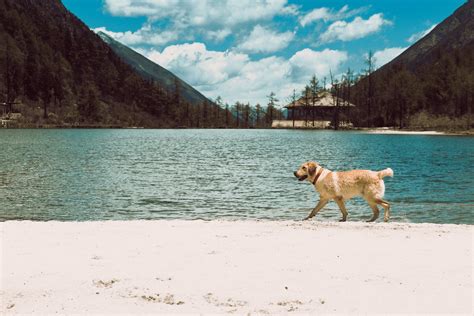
[376,198,391,222]
[367,203,380,222]
[335,197,348,222]
[304,199,328,220]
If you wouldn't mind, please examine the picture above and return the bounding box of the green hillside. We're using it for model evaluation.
[97,32,210,106]
[350,0,474,130]
[0,0,220,127]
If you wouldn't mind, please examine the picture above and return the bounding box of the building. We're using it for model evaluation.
[272,91,355,129]
[1,102,22,128]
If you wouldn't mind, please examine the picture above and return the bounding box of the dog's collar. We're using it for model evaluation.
[312,168,324,185]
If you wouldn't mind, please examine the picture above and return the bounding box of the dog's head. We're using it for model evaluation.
[294,161,319,181]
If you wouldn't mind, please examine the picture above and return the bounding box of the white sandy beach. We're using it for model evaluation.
[1,220,472,314]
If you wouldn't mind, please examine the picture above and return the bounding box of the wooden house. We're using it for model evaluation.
[272,91,355,129]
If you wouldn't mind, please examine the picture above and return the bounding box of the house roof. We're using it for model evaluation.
[284,91,355,108]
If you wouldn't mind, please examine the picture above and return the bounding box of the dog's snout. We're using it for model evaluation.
[293,171,298,177]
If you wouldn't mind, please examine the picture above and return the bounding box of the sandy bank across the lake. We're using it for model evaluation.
[1,220,472,314]
[362,128,445,135]
[361,128,474,136]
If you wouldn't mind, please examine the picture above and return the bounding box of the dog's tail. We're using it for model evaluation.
[377,168,394,179]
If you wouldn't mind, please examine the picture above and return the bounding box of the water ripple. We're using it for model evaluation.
[0,129,472,224]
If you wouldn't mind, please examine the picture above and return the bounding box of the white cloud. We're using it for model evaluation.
[142,43,348,105]
[215,56,293,104]
[373,47,407,68]
[300,8,331,26]
[142,43,250,87]
[280,4,300,16]
[319,14,391,43]
[104,0,168,16]
[205,29,232,42]
[104,0,291,28]
[238,25,294,54]
[299,5,368,27]
[407,24,437,43]
[102,0,296,44]
[289,48,348,79]
[93,25,179,46]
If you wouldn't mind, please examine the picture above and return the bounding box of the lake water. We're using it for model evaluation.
[0,129,472,224]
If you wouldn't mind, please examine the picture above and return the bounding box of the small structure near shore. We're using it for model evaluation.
[272,91,355,129]
[1,102,22,128]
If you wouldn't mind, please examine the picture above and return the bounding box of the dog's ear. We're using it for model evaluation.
[308,162,316,176]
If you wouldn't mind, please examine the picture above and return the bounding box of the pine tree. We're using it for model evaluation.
[290,89,297,128]
[3,43,23,110]
[301,86,310,125]
[329,71,340,130]
[365,51,376,127]
[225,103,230,128]
[266,91,279,126]
[234,102,241,128]
[244,103,250,128]
[309,75,320,126]
[255,103,261,128]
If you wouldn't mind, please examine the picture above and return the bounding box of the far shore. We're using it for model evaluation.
[1,125,474,135]
[360,127,474,136]
[1,220,472,314]
[362,128,445,135]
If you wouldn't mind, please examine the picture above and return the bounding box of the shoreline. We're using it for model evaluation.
[1,220,472,314]
[359,127,474,136]
[1,218,473,226]
[2,218,473,226]
[362,129,445,135]
[1,125,473,135]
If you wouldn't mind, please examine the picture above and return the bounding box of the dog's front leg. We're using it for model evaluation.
[335,197,348,222]
[303,199,328,220]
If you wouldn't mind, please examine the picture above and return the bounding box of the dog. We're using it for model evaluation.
[294,161,393,222]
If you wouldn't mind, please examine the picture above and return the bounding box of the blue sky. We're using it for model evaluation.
[63,0,466,106]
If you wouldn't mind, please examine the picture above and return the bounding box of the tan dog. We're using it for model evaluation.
[294,161,393,222]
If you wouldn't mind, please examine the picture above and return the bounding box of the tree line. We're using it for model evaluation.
[0,0,227,127]
[283,45,474,131]
[350,46,474,130]
[208,92,285,128]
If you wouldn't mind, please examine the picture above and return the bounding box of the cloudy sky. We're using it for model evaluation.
[63,0,465,106]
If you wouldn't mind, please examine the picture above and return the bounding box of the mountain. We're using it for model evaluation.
[0,0,223,127]
[382,0,474,71]
[97,32,210,106]
[351,0,474,130]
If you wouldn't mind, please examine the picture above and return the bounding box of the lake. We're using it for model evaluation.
[0,129,472,224]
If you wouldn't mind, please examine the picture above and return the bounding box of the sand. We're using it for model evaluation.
[363,129,446,135]
[1,220,472,314]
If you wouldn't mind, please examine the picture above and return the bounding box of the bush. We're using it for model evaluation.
[408,111,473,130]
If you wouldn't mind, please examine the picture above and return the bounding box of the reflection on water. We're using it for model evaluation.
[0,129,472,224]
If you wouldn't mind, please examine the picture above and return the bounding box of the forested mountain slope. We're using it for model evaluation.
[98,32,210,106]
[351,0,474,129]
[0,0,218,127]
